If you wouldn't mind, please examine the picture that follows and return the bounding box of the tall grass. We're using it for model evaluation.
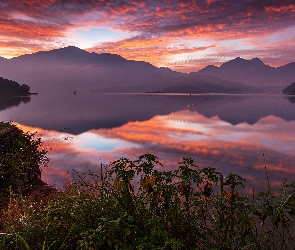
[0,122,11,133]
[1,154,294,249]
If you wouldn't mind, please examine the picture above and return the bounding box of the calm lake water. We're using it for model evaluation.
[1,92,295,193]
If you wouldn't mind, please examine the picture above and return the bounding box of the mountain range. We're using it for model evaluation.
[194,57,295,88]
[0,46,294,95]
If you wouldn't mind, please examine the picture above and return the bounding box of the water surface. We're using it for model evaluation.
[1,92,294,192]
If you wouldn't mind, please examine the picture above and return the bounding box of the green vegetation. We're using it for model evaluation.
[0,77,31,96]
[0,123,10,134]
[0,122,49,203]
[0,124,295,249]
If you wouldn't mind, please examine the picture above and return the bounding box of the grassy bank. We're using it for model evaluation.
[0,123,295,249]
[0,123,10,134]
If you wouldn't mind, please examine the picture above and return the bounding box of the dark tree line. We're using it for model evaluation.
[0,76,30,96]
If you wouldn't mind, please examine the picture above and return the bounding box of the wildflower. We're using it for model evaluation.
[224,191,238,203]
[277,213,291,228]
[113,177,124,192]
[140,175,155,193]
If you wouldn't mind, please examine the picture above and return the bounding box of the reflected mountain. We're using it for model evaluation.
[0,96,30,113]
[287,97,295,103]
[0,93,294,134]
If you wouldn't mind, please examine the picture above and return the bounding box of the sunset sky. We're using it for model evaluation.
[0,0,295,72]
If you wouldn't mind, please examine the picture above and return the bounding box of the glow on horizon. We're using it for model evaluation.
[71,28,137,50]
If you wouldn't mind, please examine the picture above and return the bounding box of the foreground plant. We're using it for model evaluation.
[0,154,294,249]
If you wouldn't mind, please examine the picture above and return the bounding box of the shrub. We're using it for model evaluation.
[0,151,294,249]
[0,122,49,200]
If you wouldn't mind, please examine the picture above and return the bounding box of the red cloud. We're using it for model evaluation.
[13,107,295,191]
[1,1,294,71]
[88,35,213,66]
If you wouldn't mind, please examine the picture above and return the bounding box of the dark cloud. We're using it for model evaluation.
[2,0,294,38]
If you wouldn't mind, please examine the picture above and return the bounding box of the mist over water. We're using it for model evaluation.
[1,92,294,192]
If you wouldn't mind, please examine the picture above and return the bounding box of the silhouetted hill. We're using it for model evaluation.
[96,74,258,94]
[283,82,295,95]
[0,46,183,94]
[12,46,127,66]
[0,57,7,63]
[0,48,293,95]
[0,77,30,96]
[195,57,295,88]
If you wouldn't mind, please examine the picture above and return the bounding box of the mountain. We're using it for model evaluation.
[0,56,7,63]
[0,47,293,95]
[95,74,258,94]
[0,46,184,95]
[12,46,127,65]
[194,57,295,89]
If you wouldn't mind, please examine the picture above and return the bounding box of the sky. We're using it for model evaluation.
[0,0,295,72]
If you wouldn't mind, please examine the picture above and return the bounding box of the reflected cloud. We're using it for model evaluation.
[2,94,295,136]
[15,108,295,192]
[0,96,30,112]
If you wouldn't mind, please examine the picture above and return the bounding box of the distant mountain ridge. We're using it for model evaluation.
[0,46,293,95]
[12,46,127,65]
[194,57,295,87]
[0,46,181,94]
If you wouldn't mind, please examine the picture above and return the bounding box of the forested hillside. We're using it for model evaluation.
[0,77,30,96]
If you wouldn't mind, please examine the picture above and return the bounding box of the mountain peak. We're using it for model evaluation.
[49,46,89,56]
[11,46,128,65]
[220,57,266,69]
[250,57,265,66]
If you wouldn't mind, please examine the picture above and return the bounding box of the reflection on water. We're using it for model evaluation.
[1,93,295,192]
[0,96,30,113]
[16,110,295,194]
[1,93,295,134]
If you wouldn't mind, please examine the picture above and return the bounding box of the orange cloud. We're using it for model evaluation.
[12,106,295,191]
[89,36,213,66]
[265,4,295,13]
[0,0,294,71]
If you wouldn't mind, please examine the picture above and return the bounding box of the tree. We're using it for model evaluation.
[0,77,31,96]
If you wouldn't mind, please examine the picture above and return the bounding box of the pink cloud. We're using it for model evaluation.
[13,107,295,192]
[1,1,294,71]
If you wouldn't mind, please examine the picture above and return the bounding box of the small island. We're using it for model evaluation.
[282,82,295,95]
[0,76,32,96]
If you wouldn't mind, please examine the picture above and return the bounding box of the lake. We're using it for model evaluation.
[1,92,295,193]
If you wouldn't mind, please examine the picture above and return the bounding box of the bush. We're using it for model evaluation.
[1,154,294,249]
[0,122,49,200]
